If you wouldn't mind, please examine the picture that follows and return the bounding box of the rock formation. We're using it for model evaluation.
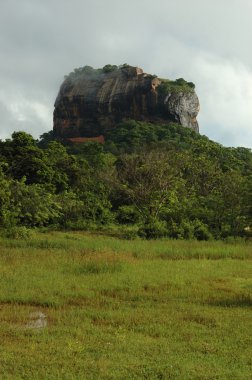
[53,65,200,139]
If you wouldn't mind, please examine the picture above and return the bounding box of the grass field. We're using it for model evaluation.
[0,231,251,379]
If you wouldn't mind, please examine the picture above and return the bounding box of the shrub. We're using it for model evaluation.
[102,64,118,73]
[3,226,33,240]
[116,205,140,225]
[138,219,168,239]
[167,221,186,239]
[180,219,195,239]
[193,220,213,241]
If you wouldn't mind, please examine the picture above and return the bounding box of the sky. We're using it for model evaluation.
[0,0,252,148]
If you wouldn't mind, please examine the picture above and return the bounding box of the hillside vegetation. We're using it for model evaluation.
[0,121,251,239]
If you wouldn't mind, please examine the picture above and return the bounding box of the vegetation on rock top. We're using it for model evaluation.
[158,78,195,95]
[64,64,128,81]
[64,64,196,94]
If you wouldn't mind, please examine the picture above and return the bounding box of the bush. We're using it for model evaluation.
[3,226,33,240]
[138,219,168,239]
[193,220,213,241]
[166,219,212,240]
[187,82,195,89]
[180,219,195,239]
[102,64,118,73]
[167,221,186,239]
[116,205,140,225]
[121,226,139,240]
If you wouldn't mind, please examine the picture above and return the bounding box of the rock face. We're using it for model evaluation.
[53,65,200,139]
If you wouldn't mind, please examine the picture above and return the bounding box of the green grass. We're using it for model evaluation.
[0,231,251,379]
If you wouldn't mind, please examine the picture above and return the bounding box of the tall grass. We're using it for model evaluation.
[1,230,251,260]
[0,231,251,379]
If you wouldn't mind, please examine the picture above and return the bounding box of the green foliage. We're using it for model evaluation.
[55,191,84,227]
[2,131,53,185]
[65,64,119,82]
[193,219,213,241]
[119,63,130,68]
[68,141,109,168]
[102,64,118,73]
[138,219,168,239]
[0,125,251,239]
[63,63,150,83]
[0,164,11,226]
[115,149,181,223]
[2,226,33,239]
[105,119,200,153]
[116,205,140,225]
[45,141,79,192]
[9,180,62,227]
[158,77,195,96]
[38,130,58,148]
[11,131,36,147]
[65,65,103,81]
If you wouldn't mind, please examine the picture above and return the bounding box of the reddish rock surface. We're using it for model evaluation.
[66,135,105,144]
[53,65,200,139]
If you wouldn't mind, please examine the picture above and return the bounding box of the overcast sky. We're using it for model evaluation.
[1,0,252,148]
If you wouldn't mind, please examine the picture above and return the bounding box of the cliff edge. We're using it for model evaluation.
[53,64,200,138]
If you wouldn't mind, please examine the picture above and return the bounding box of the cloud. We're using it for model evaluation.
[194,54,252,147]
[0,0,251,147]
[0,90,51,140]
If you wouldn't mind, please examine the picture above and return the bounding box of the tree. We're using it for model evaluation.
[45,141,79,192]
[3,132,53,185]
[116,149,182,222]
[0,164,11,226]
[9,180,62,227]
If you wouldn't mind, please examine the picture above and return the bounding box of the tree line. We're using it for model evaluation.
[0,121,251,239]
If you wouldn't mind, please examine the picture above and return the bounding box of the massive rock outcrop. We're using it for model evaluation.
[53,65,200,139]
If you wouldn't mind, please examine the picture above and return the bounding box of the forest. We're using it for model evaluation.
[0,120,251,240]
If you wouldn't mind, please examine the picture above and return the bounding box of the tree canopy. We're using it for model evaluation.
[0,123,251,239]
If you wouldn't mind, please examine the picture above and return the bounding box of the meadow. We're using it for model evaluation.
[0,231,251,379]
